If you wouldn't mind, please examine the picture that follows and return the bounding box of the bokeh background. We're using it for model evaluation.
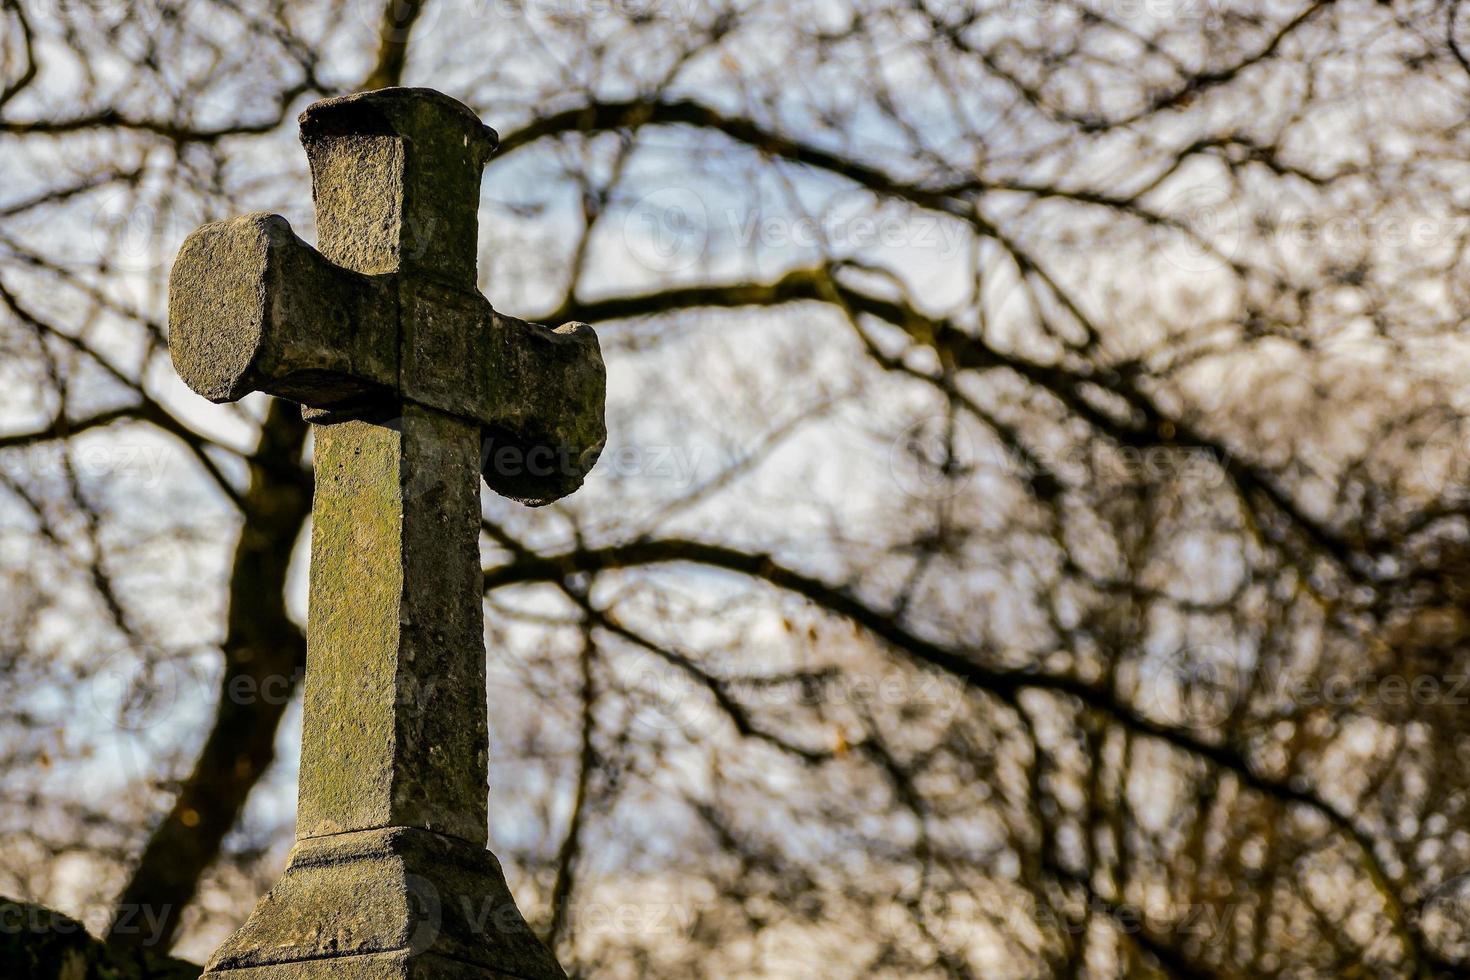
[6,0,1470,976]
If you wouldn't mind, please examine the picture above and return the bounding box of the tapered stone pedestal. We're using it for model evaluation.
[203,828,560,979]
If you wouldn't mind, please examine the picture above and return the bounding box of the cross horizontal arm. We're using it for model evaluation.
[170,213,397,410]
[474,311,604,504]
[169,212,606,504]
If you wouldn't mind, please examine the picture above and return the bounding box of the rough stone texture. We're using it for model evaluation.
[1,897,200,979]
[168,213,395,409]
[298,410,488,844]
[166,88,588,979]
[205,951,527,980]
[204,829,554,979]
[300,88,494,287]
[168,88,605,505]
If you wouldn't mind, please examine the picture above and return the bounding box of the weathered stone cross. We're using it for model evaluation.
[168,88,602,980]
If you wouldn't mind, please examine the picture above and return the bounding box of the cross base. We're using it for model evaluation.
[207,951,535,980]
[201,827,565,980]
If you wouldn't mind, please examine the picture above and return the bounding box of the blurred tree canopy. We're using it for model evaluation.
[6,0,1470,976]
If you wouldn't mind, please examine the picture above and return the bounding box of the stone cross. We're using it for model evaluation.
[168,88,603,980]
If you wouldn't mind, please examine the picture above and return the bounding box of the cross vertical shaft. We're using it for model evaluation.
[292,91,492,848]
[299,409,488,846]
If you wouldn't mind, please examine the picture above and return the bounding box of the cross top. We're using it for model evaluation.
[170,87,605,505]
[299,87,497,285]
